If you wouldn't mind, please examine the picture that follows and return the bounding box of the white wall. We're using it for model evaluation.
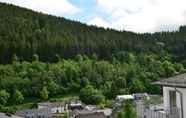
[163,86,186,118]
[51,107,65,113]
[38,105,46,109]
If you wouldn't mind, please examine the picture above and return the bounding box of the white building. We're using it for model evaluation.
[38,102,67,113]
[154,73,186,118]
[116,95,134,102]
[16,102,67,118]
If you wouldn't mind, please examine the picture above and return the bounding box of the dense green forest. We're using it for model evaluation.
[1,3,186,64]
[0,53,185,112]
[0,2,186,112]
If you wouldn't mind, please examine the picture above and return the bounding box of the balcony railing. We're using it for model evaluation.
[135,102,180,118]
[144,107,180,118]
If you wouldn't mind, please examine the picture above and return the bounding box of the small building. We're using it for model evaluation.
[84,105,112,117]
[70,104,112,118]
[96,108,112,117]
[71,110,106,118]
[15,109,49,118]
[68,101,83,111]
[16,102,67,118]
[133,93,149,100]
[84,105,98,111]
[153,73,186,118]
[116,95,134,102]
[38,102,67,114]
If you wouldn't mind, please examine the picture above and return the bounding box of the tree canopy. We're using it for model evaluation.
[0,53,184,108]
[0,3,186,65]
[0,2,186,114]
[117,101,137,118]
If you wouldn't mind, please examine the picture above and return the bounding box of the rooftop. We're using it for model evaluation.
[72,110,106,118]
[0,112,23,118]
[153,73,186,88]
[15,108,49,117]
[116,95,134,100]
[38,102,64,108]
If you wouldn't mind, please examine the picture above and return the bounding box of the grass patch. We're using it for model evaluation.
[49,93,79,102]
[1,94,78,113]
[1,97,40,113]
[145,95,163,105]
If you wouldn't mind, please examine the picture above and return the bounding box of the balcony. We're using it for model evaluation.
[135,101,180,118]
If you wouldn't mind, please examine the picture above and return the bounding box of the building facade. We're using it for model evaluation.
[154,73,186,118]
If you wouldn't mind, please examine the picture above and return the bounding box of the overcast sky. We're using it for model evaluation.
[1,0,186,33]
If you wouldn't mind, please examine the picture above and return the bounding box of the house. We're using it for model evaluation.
[153,73,186,118]
[68,101,83,111]
[84,105,112,117]
[15,109,49,118]
[115,95,134,102]
[84,105,98,111]
[0,112,23,118]
[38,102,67,114]
[133,93,149,100]
[114,94,134,115]
[70,104,112,118]
[96,108,112,117]
[15,108,67,118]
[71,110,106,118]
[15,100,112,118]
[16,102,67,118]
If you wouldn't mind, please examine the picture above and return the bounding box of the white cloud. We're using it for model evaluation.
[1,0,186,33]
[0,0,80,16]
[92,0,186,33]
[88,16,110,28]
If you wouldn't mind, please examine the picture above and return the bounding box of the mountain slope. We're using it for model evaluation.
[0,2,186,64]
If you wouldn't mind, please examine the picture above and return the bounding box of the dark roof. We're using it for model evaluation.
[74,111,106,118]
[153,73,186,88]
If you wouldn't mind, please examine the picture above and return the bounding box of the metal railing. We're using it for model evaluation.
[135,101,180,118]
[143,107,180,118]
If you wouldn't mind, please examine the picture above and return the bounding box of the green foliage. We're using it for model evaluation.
[0,106,17,114]
[0,90,10,105]
[0,3,186,64]
[79,85,105,105]
[174,63,185,73]
[63,112,69,118]
[0,53,184,108]
[33,54,39,62]
[0,2,186,113]
[117,101,137,118]
[129,80,145,93]
[162,60,176,77]
[39,87,49,100]
[13,90,24,104]
[47,81,60,96]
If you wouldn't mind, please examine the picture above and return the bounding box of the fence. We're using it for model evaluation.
[143,108,180,118]
[135,101,180,118]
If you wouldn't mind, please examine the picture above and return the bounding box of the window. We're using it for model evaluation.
[169,91,177,108]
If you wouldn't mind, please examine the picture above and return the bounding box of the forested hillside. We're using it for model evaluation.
[1,2,186,64]
[1,2,186,112]
[0,54,185,112]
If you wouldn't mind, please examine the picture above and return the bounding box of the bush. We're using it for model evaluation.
[91,94,105,105]
[117,101,137,118]
[13,90,24,104]
[129,80,145,93]
[0,90,10,105]
[79,85,105,105]
[39,87,49,100]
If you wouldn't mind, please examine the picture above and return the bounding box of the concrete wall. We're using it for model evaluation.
[163,86,186,118]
